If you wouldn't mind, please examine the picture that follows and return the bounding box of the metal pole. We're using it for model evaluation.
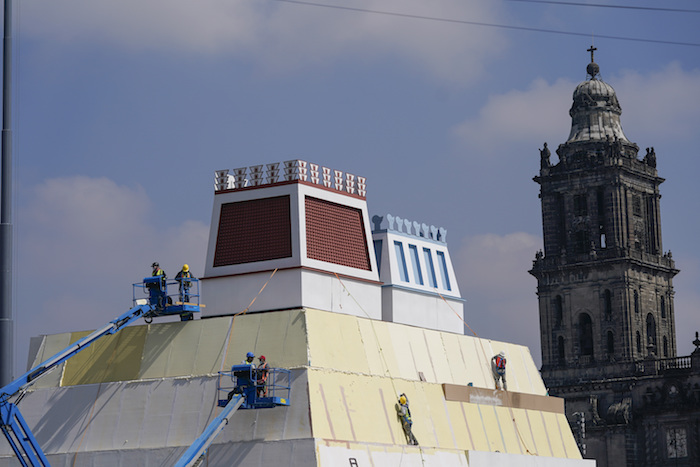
[0,0,13,386]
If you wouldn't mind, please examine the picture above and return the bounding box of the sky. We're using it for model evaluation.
[5,0,700,376]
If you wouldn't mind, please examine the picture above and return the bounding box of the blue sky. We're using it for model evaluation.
[7,0,700,375]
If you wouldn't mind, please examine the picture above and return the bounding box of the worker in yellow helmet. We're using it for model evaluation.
[175,264,194,321]
[397,393,418,446]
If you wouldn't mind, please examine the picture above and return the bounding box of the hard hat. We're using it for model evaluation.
[151,262,159,267]
[259,355,266,361]
[399,395,407,405]
[246,351,254,358]
[183,264,189,272]
[499,351,505,358]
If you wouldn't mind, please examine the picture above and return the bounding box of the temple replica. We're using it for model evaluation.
[1,161,593,466]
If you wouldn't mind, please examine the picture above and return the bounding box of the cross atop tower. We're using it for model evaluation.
[587,45,597,63]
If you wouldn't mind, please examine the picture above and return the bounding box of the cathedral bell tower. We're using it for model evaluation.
[529,48,679,376]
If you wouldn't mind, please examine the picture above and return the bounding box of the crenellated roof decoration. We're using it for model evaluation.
[214,160,367,197]
[372,214,447,243]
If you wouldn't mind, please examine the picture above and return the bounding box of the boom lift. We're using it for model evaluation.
[174,365,291,467]
[0,276,201,466]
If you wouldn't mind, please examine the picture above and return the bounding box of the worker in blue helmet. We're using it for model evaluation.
[242,351,255,365]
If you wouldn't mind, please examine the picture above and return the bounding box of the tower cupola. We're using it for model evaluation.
[566,46,629,144]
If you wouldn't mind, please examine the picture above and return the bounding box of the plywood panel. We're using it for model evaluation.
[307,310,369,374]
[221,311,309,371]
[479,405,506,453]
[423,329,453,384]
[63,326,146,386]
[441,333,469,385]
[542,411,567,457]
[457,336,492,389]
[494,405,523,455]
[357,318,397,378]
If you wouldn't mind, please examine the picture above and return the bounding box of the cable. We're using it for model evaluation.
[270,0,700,47]
[505,0,700,14]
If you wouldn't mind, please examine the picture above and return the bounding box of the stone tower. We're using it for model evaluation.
[530,48,678,374]
[527,50,700,467]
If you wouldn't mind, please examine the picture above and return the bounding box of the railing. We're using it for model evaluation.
[635,356,692,375]
[214,160,367,198]
[132,277,201,320]
[217,365,291,409]
[532,248,676,272]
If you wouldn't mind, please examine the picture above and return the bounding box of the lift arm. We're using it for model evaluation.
[0,304,153,466]
[173,394,245,467]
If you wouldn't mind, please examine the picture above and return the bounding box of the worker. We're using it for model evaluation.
[152,262,166,283]
[491,351,508,390]
[397,393,419,445]
[150,262,167,308]
[175,264,193,321]
[175,264,193,302]
[256,355,269,397]
[242,351,255,365]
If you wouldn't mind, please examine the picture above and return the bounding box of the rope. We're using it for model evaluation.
[218,268,278,375]
[241,268,278,314]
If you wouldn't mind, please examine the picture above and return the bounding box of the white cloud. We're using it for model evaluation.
[23,0,508,83]
[452,77,573,156]
[615,62,700,144]
[453,63,700,157]
[14,176,208,372]
[454,232,542,364]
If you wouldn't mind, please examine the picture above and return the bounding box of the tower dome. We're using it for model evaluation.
[566,48,630,143]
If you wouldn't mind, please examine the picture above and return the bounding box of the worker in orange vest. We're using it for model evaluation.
[491,351,507,390]
[256,355,269,397]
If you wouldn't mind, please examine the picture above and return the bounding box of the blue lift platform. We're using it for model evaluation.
[1,275,204,466]
[173,365,291,467]
[134,276,202,322]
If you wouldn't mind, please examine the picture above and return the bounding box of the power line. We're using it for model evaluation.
[506,0,700,14]
[271,0,700,47]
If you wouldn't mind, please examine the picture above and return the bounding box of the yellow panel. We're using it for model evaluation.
[519,346,547,394]
[415,383,456,449]
[356,318,398,378]
[443,401,471,451]
[458,337,492,388]
[511,408,539,456]
[389,326,432,381]
[307,371,356,441]
[494,406,523,455]
[308,369,405,445]
[462,402,489,451]
[478,405,505,453]
[556,413,583,458]
[542,411,567,457]
[307,310,369,374]
[63,326,146,385]
[523,408,553,457]
[423,329,453,384]
[441,333,469,385]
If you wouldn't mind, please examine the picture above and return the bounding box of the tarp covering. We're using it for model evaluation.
[4,309,588,466]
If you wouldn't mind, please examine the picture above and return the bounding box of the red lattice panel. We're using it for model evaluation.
[213,196,292,267]
[305,196,371,270]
